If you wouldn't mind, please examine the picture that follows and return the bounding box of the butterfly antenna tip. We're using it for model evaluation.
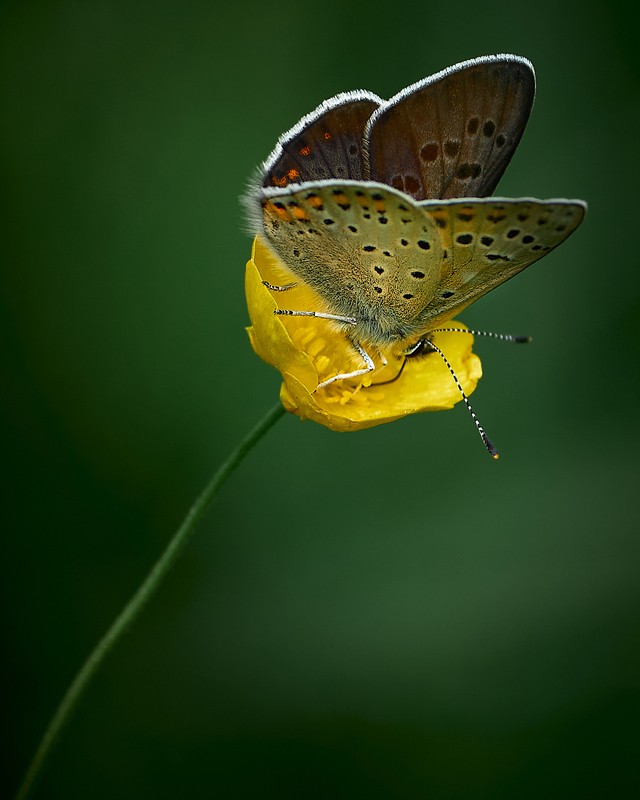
[485,436,500,460]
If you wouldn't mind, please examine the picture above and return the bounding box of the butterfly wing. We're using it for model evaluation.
[415,197,587,331]
[261,92,382,188]
[364,55,535,200]
[257,181,444,343]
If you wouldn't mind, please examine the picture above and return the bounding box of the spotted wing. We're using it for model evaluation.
[258,181,444,338]
[415,197,586,331]
[364,55,535,200]
[261,92,382,188]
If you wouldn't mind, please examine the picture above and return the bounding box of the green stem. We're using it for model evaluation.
[15,401,286,800]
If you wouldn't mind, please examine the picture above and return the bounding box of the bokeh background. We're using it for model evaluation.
[2,1,638,797]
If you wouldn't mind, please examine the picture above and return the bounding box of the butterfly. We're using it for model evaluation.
[245,54,586,389]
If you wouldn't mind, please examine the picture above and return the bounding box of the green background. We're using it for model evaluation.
[2,1,638,797]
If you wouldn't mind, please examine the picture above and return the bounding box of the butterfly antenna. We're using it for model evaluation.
[425,339,499,460]
[429,327,531,344]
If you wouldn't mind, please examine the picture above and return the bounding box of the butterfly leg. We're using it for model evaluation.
[266,280,357,323]
[270,307,370,388]
[262,280,298,291]
[316,342,375,390]
[274,309,357,325]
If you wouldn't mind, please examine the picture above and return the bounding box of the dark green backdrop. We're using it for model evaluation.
[3,1,639,797]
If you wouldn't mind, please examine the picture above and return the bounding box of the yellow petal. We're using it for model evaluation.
[245,254,318,394]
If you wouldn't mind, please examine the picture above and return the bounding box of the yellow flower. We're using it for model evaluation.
[245,237,482,432]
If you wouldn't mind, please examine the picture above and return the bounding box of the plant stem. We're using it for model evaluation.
[15,401,286,800]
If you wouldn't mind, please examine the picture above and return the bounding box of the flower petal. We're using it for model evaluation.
[245,252,317,394]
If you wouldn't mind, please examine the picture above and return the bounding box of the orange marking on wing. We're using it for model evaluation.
[308,195,324,208]
[299,145,311,156]
[292,206,309,220]
[265,201,290,221]
[374,200,386,213]
[287,168,299,180]
[323,131,332,140]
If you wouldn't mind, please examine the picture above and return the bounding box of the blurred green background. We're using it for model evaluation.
[2,1,638,797]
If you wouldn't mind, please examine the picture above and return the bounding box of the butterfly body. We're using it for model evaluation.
[246,54,586,376]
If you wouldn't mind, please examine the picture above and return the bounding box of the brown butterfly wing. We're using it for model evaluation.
[364,55,535,200]
[261,92,382,188]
